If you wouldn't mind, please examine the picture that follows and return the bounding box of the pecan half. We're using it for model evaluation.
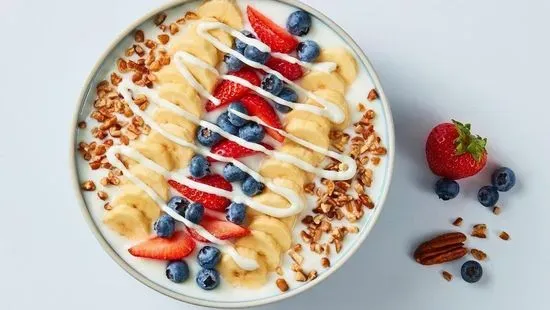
[414,232,468,265]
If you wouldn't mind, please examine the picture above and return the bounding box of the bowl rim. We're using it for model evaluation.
[70,0,395,307]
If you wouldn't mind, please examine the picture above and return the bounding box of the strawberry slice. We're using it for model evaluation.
[206,68,261,112]
[266,57,303,81]
[187,217,250,242]
[168,175,232,212]
[208,140,274,162]
[128,231,195,260]
[241,94,285,142]
[247,6,299,53]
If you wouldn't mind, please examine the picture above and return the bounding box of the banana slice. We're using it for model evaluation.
[111,184,161,220]
[103,204,150,240]
[153,108,197,136]
[280,140,325,167]
[170,21,219,66]
[306,89,350,131]
[248,215,292,251]
[128,164,170,201]
[285,118,330,149]
[259,158,309,187]
[317,48,358,85]
[155,64,193,88]
[150,124,195,170]
[133,141,174,171]
[299,71,346,94]
[235,231,282,271]
[218,247,268,288]
[158,82,203,118]
[249,178,302,228]
[197,0,243,29]
[200,17,234,61]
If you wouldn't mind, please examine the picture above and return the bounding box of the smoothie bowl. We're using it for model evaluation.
[72,0,394,307]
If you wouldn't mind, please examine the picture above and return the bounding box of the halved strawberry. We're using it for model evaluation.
[241,94,285,142]
[128,231,195,260]
[168,175,232,212]
[266,57,303,81]
[187,217,250,242]
[247,6,299,53]
[206,68,261,112]
[208,140,274,162]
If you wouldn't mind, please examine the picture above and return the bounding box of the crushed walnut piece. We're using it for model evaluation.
[367,89,379,101]
[452,217,463,227]
[295,270,307,282]
[471,224,487,239]
[97,191,109,201]
[493,206,502,215]
[276,278,289,292]
[321,257,330,268]
[442,271,453,282]
[499,231,510,241]
[81,180,96,191]
[470,248,487,261]
[154,12,167,26]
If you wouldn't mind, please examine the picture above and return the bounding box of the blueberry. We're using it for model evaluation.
[242,176,265,197]
[223,54,244,72]
[217,112,239,135]
[461,260,483,283]
[227,101,248,127]
[286,10,312,36]
[196,268,220,290]
[261,74,283,96]
[477,186,499,207]
[238,122,265,143]
[275,87,298,113]
[434,178,460,201]
[197,126,222,147]
[184,202,204,224]
[166,261,190,283]
[297,40,320,62]
[491,167,516,192]
[226,202,246,224]
[244,45,270,64]
[167,196,189,216]
[153,214,175,238]
[223,163,248,182]
[235,30,255,54]
[197,246,221,269]
[189,155,210,179]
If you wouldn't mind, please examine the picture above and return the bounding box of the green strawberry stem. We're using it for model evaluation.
[452,120,487,162]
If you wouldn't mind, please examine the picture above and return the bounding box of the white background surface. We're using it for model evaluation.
[0,0,548,309]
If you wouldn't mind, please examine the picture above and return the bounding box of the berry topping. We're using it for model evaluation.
[477,186,499,207]
[247,6,299,53]
[226,202,246,224]
[238,122,265,143]
[216,111,239,135]
[297,40,320,62]
[227,101,249,127]
[261,73,284,95]
[128,231,196,260]
[266,57,303,81]
[197,126,222,147]
[242,175,265,197]
[197,246,221,269]
[223,54,244,72]
[235,30,255,54]
[491,167,516,192]
[286,10,312,36]
[243,45,270,64]
[434,178,460,201]
[241,94,284,142]
[166,261,190,283]
[223,163,248,183]
[167,196,189,216]
[196,268,220,290]
[189,155,210,179]
[209,139,272,162]
[275,87,297,113]
[426,120,488,180]
[168,175,233,212]
[206,68,261,112]
[461,260,483,283]
[184,202,205,224]
[153,214,175,238]
[187,217,250,242]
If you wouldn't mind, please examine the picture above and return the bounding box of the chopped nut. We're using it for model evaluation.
[499,231,510,241]
[295,270,307,282]
[158,34,170,45]
[307,270,318,281]
[134,29,144,42]
[176,17,186,24]
[184,11,198,20]
[493,206,502,215]
[134,44,145,57]
[154,12,167,26]
[125,46,135,57]
[89,161,101,170]
[292,244,302,252]
[367,89,379,101]
[120,135,130,145]
[452,217,463,227]
[442,271,453,282]
[470,248,487,261]
[321,257,330,268]
[471,224,487,239]
[169,23,179,35]
[275,266,283,276]
[347,226,359,233]
[97,191,109,201]
[81,180,96,191]
[301,215,313,225]
[103,203,112,210]
[100,177,109,186]
[300,230,312,243]
[78,121,87,129]
[334,239,343,253]
[288,250,304,265]
[357,103,366,112]
[276,278,289,292]
[290,263,301,272]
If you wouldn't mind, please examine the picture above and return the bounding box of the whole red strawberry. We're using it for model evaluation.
[426,120,488,180]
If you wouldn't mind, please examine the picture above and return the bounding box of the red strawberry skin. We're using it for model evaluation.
[266,57,303,81]
[208,140,273,162]
[168,175,232,211]
[128,231,196,260]
[187,217,250,242]
[206,68,261,112]
[247,6,299,53]
[241,94,285,142]
[426,123,488,180]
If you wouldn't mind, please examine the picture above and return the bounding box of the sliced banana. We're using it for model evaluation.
[299,71,346,94]
[103,204,150,240]
[235,230,282,271]
[128,163,170,201]
[196,0,243,29]
[280,140,325,167]
[111,184,161,221]
[153,108,197,137]
[317,48,358,85]
[259,158,309,187]
[133,141,174,171]
[148,124,195,170]
[249,192,295,229]
[248,215,292,251]
[306,89,350,131]
[285,118,330,149]
[155,64,193,88]
[158,82,203,118]
[218,247,268,288]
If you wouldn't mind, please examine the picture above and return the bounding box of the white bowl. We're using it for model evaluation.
[71,0,395,307]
